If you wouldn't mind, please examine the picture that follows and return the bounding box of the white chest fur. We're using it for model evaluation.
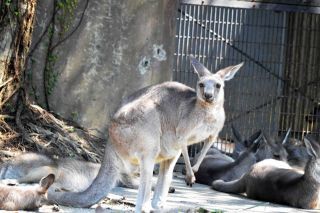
[186,106,225,145]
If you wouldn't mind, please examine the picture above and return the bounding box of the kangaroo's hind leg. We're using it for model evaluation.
[135,155,156,213]
[152,150,181,210]
[211,175,246,194]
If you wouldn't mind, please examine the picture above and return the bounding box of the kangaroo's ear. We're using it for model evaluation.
[304,138,318,158]
[249,130,263,145]
[282,128,291,145]
[39,174,55,192]
[216,62,244,81]
[190,55,211,77]
[231,125,244,143]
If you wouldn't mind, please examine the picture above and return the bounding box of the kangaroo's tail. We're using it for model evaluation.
[211,175,246,194]
[47,142,121,207]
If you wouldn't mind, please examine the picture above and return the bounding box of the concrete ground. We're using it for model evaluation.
[37,173,319,213]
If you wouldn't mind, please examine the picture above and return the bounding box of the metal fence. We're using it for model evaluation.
[174,0,320,157]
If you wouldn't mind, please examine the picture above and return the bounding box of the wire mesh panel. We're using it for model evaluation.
[174,1,320,157]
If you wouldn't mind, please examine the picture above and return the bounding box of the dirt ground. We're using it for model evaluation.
[33,173,319,213]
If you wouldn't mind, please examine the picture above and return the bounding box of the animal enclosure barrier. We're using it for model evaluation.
[173,0,320,160]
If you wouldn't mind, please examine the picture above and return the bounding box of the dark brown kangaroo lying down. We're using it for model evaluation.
[0,174,54,211]
[212,138,320,209]
[194,130,263,185]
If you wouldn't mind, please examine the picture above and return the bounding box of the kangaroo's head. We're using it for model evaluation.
[31,174,55,209]
[255,130,289,162]
[231,125,263,159]
[190,55,243,105]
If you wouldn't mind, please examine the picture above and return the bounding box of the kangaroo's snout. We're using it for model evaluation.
[204,93,213,100]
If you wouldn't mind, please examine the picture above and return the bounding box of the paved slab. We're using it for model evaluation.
[38,174,319,213]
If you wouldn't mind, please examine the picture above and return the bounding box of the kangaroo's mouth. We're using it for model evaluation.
[204,97,214,103]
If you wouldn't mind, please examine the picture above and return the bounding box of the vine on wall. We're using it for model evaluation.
[0,0,102,162]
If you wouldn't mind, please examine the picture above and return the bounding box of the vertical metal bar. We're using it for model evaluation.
[210,7,217,72]
[219,7,225,67]
[181,4,188,84]
[173,4,179,81]
[176,4,183,82]
[185,5,192,86]
[215,7,221,69]
[263,9,269,135]
[199,4,205,64]
[207,6,213,69]
[277,11,287,134]
[190,5,197,87]
[242,8,251,137]
[223,8,230,67]
[203,6,210,68]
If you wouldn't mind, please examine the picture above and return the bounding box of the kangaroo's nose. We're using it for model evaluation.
[204,93,213,99]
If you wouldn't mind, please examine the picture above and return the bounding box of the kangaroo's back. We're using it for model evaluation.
[0,153,55,180]
[52,159,100,192]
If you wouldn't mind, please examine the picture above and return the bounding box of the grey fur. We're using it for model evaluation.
[0,174,55,211]
[45,56,243,212]
[212,138,320,209]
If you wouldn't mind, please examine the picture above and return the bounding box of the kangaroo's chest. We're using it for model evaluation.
[186,109,225,145]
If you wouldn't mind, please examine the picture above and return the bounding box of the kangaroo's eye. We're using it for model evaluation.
[216,83,221,89]
[199,83,204,88]
[273,154,280,159]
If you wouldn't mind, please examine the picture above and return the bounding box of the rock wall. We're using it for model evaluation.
[28,0,177,137]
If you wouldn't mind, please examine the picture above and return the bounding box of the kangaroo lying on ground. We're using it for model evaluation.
[232,127,289,162]
[47,56,243,212]
[212,138,320,209]
[0,152,175,193]
[0,174,54,211]
[194,129,263,185]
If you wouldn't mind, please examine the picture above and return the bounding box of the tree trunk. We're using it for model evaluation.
[0,0,37,110]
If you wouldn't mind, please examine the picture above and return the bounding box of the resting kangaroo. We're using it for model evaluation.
[47,56,243,212]
[0,152,175,193]
[0,152,140,191]
[212,138,320,209]
[194,129,263,185]
[0,174,54,211]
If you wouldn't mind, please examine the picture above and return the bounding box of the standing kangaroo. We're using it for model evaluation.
[212,138,320,209]
[48,56,243,212]
[0,174,55,211]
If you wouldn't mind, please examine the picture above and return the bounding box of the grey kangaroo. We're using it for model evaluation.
[47,55,243,212]
[0,152,140,191]
[212,138,320,209]
[0,174,54,211]
[194,129,263,186]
